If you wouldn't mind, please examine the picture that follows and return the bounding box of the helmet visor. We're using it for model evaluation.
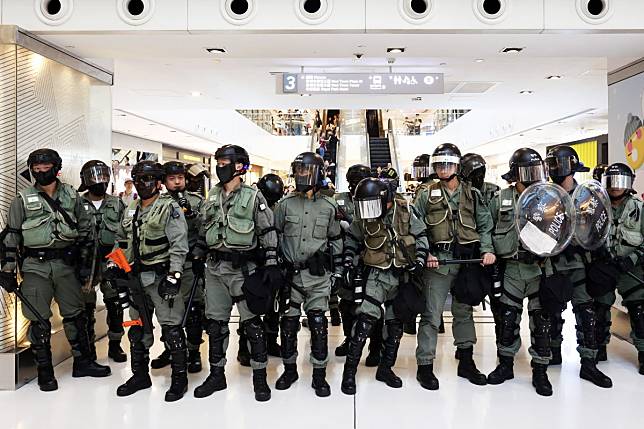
[432,155,460,177]
[293,163,321,188]
[82,164,111,186]
[412,165,434,180]
[517,163,547,183]
[602,174,632,190]
[545,156,574,177]
[355,196,383,220]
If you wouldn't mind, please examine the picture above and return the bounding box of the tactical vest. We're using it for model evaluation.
[121,194,174,266]
[412,181,434,205]
[170,191,203,250]
[362,197,416,269]
[204,184,257,250]
[19,183,79,248]
[611,195,644,257]
[82,194,122,247]
[424,181,479,245]
[491,187,519,258]
[482,182,500,206]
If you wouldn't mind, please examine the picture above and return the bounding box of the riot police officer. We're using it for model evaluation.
[543,146,612,387]
[79,160,127,363]
[597,163,644,375]
[460,153,499,205]
[414,143,495,390]
[111,160,190,402]
[487,148,555,396]
[194,145,279,402]
[0,149,110,392]
[274,152,343,397]
[149,161,206,373]
[185,163,210,195]
[411,153,435,202]
[593,164,609,183]
[341,177,430,395]
[333,164,383,368]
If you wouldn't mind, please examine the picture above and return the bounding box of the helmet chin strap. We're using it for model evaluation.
[439,173,457,182]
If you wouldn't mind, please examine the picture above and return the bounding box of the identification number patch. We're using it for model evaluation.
[502,199,512,207]
[337,199,345,206]
[430,189,442,197]
[27,196,39,203]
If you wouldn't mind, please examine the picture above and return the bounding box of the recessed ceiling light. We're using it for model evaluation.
[148,123,156,126]
[191,91,203,97]
[169,130,177,133]
[546,75,563,80]
[439,62,448,66]
[206,48,226,54]
[412,96,422,101]
[474,58,485,63]
[536,128,543,131]
[387,47,405,54]
[501,47,524,54]
[519,90,534,95]
[519,134,525,137]
[117,114,127,117]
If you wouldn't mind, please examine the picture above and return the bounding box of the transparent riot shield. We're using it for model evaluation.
[571,179,612,250]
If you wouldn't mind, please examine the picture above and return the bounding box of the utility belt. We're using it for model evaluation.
[209,249,260,269]
[431,241,479,259]
[284,251,328,277]
[24,247,77,265]
[506,250,540,265]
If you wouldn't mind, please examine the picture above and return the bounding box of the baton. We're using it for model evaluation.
[13,287,50,328]
[437,258,484,265]
[181,273,203,328]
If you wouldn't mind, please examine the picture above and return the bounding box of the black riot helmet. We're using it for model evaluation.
[545,145,590,184]
[215,144,250,184]
[460,153,486,190]
[28,148,62,186]
[346,164,373,194]
[354,178,391,220]
[291,151,325,193]
[257,173,284,207]
[502,148,547,185]
[131,160,165,200]
[602,162,635,200]
[186,163,210,193]
[79,160,111,195]
[412,154,433,181]
[163,161,187,177]
[431,143,461,181]
[592,163,609,182]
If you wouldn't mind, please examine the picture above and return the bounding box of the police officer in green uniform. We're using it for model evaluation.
[333,164,383,367]
[274,152,343,398]
[593,164,609,184]
[185,163,210,196]
[111,161,190,402]
[460,153,499,205]
[598,163,644,375]
[411,154,436,203]
[79,160,127,363]
[193,145,279,402]
[486,148,555,396]
[0,149,111,392]
[543,146,612,387]
[149,161,206,373]
[340,177,430,395]
[414,144,495,390]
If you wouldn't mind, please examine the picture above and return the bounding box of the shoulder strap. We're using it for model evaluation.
[38,191,78,229]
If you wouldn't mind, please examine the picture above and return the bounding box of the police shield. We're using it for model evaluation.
[571,179,612,250]
[515,182,576,257]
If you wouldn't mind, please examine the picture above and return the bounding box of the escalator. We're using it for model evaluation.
[366,109,392,170]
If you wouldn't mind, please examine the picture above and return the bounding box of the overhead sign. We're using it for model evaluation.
[279,73,444,95]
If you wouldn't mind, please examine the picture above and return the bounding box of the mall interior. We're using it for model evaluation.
[1,1,644,428]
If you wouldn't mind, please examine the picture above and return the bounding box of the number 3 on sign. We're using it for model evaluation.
[283,74,297,93]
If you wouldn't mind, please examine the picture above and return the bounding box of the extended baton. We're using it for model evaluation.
[437,258,484,265]
[13,287,50,328]
[181,273,202,328]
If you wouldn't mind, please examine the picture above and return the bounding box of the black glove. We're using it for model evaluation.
[178,196,195,219]
[262,265,284,290]
[159,272,181,301]
[104,264,125,281]
[615,255,635,272]
[0,271,18,293]
[191,258,206,277]
[330,273,343,295]
[407,259,425,275]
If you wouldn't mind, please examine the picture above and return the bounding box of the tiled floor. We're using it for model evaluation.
[0,308,642,429]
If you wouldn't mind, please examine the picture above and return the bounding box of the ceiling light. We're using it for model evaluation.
[536,128,543,131]
[439,62,448,66]
[412,96,422,101]
[191,91,203,97]
[519,90,534,95]
[500,47,524,54]
[519,134,525,137]
[387,47,405,54]
[546,75,562,80]
[474,58,485,63]
[117,114,127,117]
[148,123,156,126]
[169,130,177,133]
[300,93,312,97]
[206,48,226,54]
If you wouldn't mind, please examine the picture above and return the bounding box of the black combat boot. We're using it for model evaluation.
[549,347,562,366]
[237,328,251,367]
[151,348,172,369]
[194,319,228,398]
[330,308,342,327]
[253,368,271,402]
[117,327,152,396]
[531,362,553,396]
[335,338,349,356]
[341,314,377,395]
[104,298,127,362]
[487,355,514,385]
[68,314,111,378]
[163,326,188,402]
[31,322,58,392]
[416,364,439,390]
[108,340,127,363]
[276,316,300,390]
[365,317,383,367]
[456,347,487,385]
[312,367,331,397]
[580,358,612,388]
[188,349,202,374]
[375,319,403,388]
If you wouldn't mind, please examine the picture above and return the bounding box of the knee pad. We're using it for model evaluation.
[161,325,186,351]
[128,325,145,346]
[499,304,521,347]
[29,320,52,345]
[530,310,552,357]
[204,319,229,341]
[354,313,378,343]
[626,301,644,339]
[280,316,301,339]
[243,316,267,363]
[307,310,329,361]
[385,318,403,342]
[573,303,598,350]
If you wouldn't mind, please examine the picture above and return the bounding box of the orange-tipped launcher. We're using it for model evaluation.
[105,248,132,273]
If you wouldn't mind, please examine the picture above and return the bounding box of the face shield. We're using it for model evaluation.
[517,162,548,184]
[292,162,321,192]
[431,155,460,179]
[545,156,575,178]
[412,165,434,180]
[82,164,111,186]
[134,174,160,199]
[355,195,384,220]
[602,174,632,191]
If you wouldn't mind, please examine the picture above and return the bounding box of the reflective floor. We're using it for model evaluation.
[1,308,642,429]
